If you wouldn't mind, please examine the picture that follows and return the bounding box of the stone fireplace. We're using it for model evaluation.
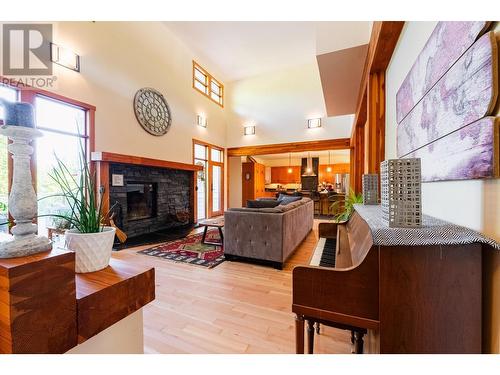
[91,152,202,240]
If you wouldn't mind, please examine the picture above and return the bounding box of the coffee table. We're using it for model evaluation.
[199,218,224,246]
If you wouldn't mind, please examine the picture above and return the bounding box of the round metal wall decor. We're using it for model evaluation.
[133,88,172,136]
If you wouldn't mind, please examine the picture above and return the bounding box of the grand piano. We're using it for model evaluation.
[292,205,489,354]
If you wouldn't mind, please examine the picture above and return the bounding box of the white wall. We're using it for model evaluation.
[43,22,228,164]
[386,21,500,242]
[0,21,230,208]
[228,156,243,208]
[226,62,353,147]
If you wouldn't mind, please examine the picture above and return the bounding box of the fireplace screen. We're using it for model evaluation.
[126,182,157,221]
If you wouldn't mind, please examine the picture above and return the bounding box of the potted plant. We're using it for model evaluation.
[329,189,363,223]
[42,147,116,273]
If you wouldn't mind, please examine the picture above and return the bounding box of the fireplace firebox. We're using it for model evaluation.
[126,182,157,221]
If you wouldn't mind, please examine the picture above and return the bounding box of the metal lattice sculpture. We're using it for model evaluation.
[381,158,422,228]
[134,88,172,136]
[362,174,379,205]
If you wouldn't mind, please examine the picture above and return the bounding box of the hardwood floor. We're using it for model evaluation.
[113,220,352,354]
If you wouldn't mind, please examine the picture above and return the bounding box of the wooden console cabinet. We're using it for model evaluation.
[0,249,77,354]
[0,249,155,354]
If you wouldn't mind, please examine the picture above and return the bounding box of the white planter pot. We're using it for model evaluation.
[65,227,116,273]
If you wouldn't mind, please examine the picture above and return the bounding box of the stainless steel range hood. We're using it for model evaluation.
[301,152,317,177]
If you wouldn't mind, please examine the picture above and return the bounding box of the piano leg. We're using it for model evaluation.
[295,315,305,354]
[353,331,364,354]
[307,320,315,354]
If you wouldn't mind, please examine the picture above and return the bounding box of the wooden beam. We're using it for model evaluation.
[349,21,404,191]
[351,22,404,137]
[91,152,203,172]
[367,71,386,175]
[227,138,351,157]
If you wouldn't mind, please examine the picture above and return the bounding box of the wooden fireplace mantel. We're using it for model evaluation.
[91,151,200,224]
[91,151,203,172]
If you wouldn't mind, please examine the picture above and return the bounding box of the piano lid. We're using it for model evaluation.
[353,204,499,250]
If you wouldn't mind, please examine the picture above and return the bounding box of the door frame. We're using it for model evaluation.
[192,139,225,219]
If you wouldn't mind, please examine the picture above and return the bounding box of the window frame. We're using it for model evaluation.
[0,77,96,231]
[192,138,225,219]
[192,61,224,108]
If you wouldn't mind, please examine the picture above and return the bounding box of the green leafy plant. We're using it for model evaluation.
[38,143,112,234]
[330,189,363,222]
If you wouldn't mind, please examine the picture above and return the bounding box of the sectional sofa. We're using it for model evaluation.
[223,197,314,269]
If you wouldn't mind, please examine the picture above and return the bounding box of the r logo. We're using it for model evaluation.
[2,24,52,76]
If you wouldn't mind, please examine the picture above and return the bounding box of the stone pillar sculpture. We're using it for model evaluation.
[0,102,51,258]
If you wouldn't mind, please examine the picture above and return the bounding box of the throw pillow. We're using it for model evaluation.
[278,196,302,206]
[246,199,280,208]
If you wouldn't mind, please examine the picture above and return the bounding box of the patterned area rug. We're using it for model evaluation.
[137,229,225,268]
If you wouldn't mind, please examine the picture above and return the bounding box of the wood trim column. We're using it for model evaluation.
[350,125,365,194]
[96,161,110,222]
[366,71,386,175]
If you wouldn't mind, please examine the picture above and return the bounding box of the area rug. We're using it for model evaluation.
[137,229,225,268]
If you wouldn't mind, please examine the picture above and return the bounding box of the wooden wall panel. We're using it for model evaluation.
[407,117,499,181]
[318,164,350,182]
[380,244,482,353]
[270,167,301,184]
[396,21,490,123]
[397,32,498,158]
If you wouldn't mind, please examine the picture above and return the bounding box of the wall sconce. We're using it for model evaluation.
[307,118,321,129]
[197,115,207,128]
[244,125,255,136]
[50,43,80,72]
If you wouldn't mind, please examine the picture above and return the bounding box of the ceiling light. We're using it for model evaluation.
[244,125,255,136]
[197,115,207,128]
[50,43,80,72]
[326,151,332,172]
[307,118,321,129]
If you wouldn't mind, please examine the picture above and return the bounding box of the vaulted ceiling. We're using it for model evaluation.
[163,21,371,82]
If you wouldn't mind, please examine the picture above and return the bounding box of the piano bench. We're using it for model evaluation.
[296,315,367,354]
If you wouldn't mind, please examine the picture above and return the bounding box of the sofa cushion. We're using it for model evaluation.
[279,196,302,206]
[247,199,280,208]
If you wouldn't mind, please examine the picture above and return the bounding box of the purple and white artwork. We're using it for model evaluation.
[396,21,499,182]
[397,32,497,157]
[396,21,490,124]
[406,117,498,182]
